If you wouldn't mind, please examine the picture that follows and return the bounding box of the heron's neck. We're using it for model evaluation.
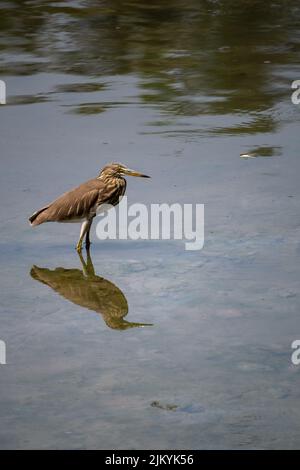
[98,174,125,186]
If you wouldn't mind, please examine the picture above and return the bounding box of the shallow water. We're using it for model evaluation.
[1,0,300,449]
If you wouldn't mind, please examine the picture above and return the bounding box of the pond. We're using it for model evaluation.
[0,0,300,449]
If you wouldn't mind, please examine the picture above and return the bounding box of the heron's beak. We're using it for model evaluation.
[122,168,150,178]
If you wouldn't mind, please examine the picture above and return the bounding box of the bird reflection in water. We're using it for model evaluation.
[30,249,152,330]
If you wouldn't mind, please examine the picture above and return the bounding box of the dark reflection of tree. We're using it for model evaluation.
[1,0,300,133]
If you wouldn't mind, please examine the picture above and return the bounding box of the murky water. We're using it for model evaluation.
[1,0,300,449]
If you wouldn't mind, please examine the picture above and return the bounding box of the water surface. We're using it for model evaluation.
[1,0,300,449]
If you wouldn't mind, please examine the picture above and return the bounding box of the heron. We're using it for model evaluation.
[29,162,150,252]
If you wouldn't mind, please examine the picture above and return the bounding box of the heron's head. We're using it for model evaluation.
[99,163,150,179]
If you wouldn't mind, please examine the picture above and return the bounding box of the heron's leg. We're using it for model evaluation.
[85,218,93,249]
[85,247,96,276]
[76,220,90,253]
[78,249,86,269]
[77,246,95,276]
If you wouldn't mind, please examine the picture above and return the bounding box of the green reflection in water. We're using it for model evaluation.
[240,145,282,158]
[1,0,300,133]
[53,83,106,94]
[30,249,152,330]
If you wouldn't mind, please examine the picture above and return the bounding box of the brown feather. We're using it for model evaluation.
[29,206,50,226]
[29,177,126,225]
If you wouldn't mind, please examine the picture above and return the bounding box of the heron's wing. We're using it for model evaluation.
[42,189,100,222]
[29,178,126,225]
[30,179,101,224]
[30,178,125,224]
